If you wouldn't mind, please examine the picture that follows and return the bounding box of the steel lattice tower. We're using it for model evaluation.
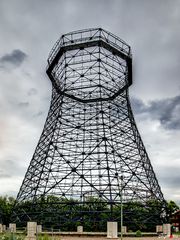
[13,28,166,230]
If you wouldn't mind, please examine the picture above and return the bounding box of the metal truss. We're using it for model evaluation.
[12,28,166,230]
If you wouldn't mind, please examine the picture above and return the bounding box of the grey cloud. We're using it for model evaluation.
[150,96,180,130]
[18,102,29,107]
[131,95,180,130]
[33,111,44,117]
[158,166,180,188]
[0,170,11,179]
[0,159,26,178]
[0,0,180,201]
[130,97,146,114]
[27,88,38,96]
[0,49,27,69]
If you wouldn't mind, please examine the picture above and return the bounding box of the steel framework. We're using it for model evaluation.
[13,28,166,230]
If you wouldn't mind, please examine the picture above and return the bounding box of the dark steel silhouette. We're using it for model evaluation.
[13,28,166,230]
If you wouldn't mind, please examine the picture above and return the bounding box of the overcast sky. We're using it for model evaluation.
[0,0,180,204]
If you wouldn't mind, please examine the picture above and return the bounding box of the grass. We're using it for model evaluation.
[0,233,60,240]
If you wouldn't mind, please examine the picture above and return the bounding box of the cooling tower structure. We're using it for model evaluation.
[13,28,166,230]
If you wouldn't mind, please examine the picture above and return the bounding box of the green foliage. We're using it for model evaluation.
[0,234,8,240]
[0,233,16,240]
[165,200,180,223]
[38,234,50,240]
[0,196,15,225]
[16,236,24,240]
[9,233,16,240]
[173,231,180,236]
[0,234,25,240]
[1,194,179,232]
[135,230,142,237]
[167,200,179,216]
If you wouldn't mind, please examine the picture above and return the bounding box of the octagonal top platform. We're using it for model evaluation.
[46,28,132,103]
[47,28,131,65]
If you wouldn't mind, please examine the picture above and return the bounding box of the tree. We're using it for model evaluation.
[167,200,179,221]
[0,196,15,225]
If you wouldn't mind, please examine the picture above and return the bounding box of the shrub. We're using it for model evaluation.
[136,230,142,237]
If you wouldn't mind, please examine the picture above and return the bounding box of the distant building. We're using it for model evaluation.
[171,210,180,231]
